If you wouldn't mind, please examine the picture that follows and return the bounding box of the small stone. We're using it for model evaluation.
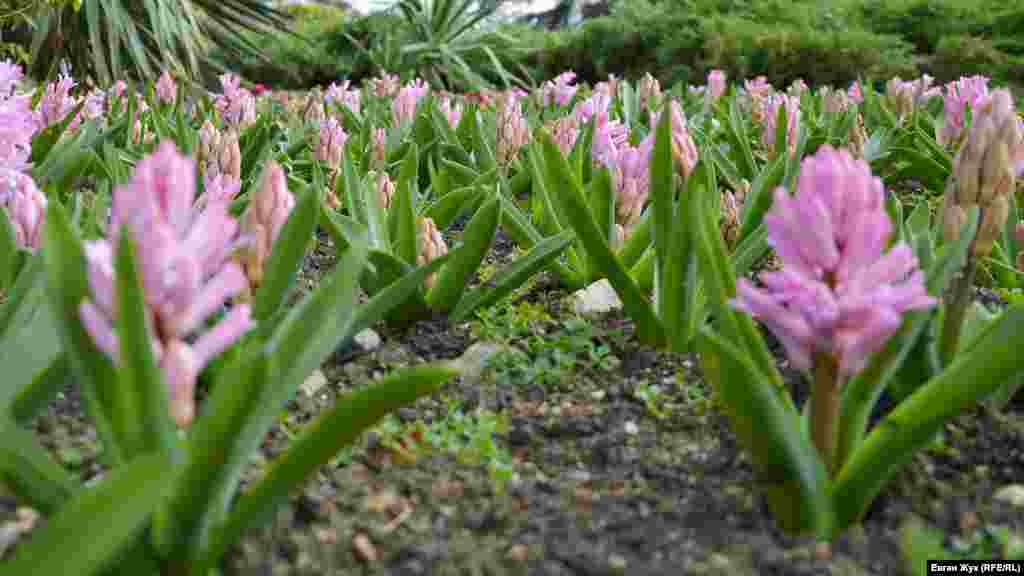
[352,533,378,562]
[994,485,1024,507]
[0,524,19,558]
[454,342,510,386]
[506,543,529,562]
[708,553,733,570]
[624,421,639,435]
[354,328,382,351]
[314,527,338,544]
[572,279,623,316]
[14,508,38,532]
[300,369,328,397]
[590,390,607,401]
[608,553,628,570]
[814,541,832,561]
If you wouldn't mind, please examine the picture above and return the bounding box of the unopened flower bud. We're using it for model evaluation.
[417,217,448,290]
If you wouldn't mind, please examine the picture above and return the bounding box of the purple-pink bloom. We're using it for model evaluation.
[707,69,727,105]
[591,119,629,167]
[392,79,429,128]
[79,141,254,427]
[316,116,348,170]
[731,146,935,380]
[574,89,612,125]
[938,75,992,147]
[847,81,863,104]
[156,70,177,104]
[542,71,579,107]
[762,94,801,158]
[37,71,79,130]
[0,170,46,250]
[649,99,699,178]
[214,73,257,129]
[0,59,23,98]
[325,80,361,115]
[0,93,38,173]
[439,96,463,128]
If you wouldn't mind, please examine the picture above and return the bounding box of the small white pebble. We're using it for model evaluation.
[624,421,639,435]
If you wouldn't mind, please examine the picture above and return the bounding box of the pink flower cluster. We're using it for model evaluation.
[156,70,177,105]
[762,93,801,158]
[0,59,44,251]
[79,142,255,427]
[325,80,361,116]
[732,146,935,380]
[37,69,79,131]
[392,79,430,128]
[542,71,579,107]
[650,99,699,179]
[439,96,463,128]
[938,75,991,147]
[214,73,257,129]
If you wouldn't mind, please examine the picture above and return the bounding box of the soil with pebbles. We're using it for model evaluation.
[3,230,1024,576]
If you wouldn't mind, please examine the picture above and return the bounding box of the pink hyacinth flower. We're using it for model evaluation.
[708,69,727,102]
[156,70,177,104]
[937,75,991,147]
[325,80,361,115]
[392,79,429,128]
[316,116,348,170]
[439,96,463,128]
[650,99,699,178]
[732,145,936,380]
[0,59,23,98]
[762,94,801,157]
[542,71,579,107]
[1,170,46,250]
[79,141,254,427]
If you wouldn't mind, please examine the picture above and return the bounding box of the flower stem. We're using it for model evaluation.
[940,254,978,367]
[811,351,841,476]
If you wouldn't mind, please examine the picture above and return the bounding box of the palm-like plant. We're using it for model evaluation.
[26,0,294,85]
[388,0,529,91]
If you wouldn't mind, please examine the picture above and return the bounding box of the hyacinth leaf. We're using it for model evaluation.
[319,207,367,257]
[650,103,691,351]
[439,157,481,189]
[452,230,575,322]
[0,206,20,292]
[587,167,616,273]
[697,329,832,536]
[390,143,420,265]
[205,363,458,572]
[427,197,500,312]
[705,142,742,192]
[0,417,76,515]
[1,451,172,576]
[737,152,787,244]
[836,208,979,465]
[725,96,758,179]
[690,176,787,396]
[731,223,770,278]
[340,145,367,228]
[527,143,569,240]
[773,103,790,163]
[0,258,64,422]
[163,241,370,561]
[346,252,454,340]
[427,156,450,199]
[112,230,175,459]
[539,130,666,347]
[423,185,485,231]
[619,212,652,271]
[831,304,1024,534]
[468,108,497,173]
[782,126,809,190]
[253,186,320,325]
[29,100,87,166]
[41,202,122,466]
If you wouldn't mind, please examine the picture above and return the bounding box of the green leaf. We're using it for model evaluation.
[1,452,173,576]
[390,143,420,265]
[113,229,174,458]
[208,363,458,569]
[427,197,500,312]
[832,304,1024,534]
[0,417,77,515]
[697,329,831,536]
[452,230,574,322]
[41,202,122,466]
[651,106,690,350]
[539,130,666,346]
[423,185,485,231]
[253,186,320,324]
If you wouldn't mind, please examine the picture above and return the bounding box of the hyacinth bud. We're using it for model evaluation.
[546,115,580,156]
[156,69,176,104]
[885,77,914,121]
[638,72,661,112]
[316,116,347,171]
[240,162,296,290]
[376,171,395,210]
[217,130,242,183]
[612,223,627,250]
[198,119,220,168]
[944,89,1021,257]
[373,128,387,170]
[707,69,727,103]
[720,188,741,248]
[496,93,530,167]
[650,99,698,179]
[304,90,325,125]
[823,87,851,115]
[849,113,868,159]
[417,216,448,290]
[1,171,46,250]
